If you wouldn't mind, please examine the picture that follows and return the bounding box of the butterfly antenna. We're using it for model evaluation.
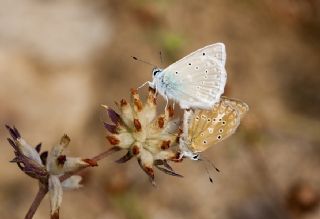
[159,51,163,65]
[200,159,214,183]
[202,155,220,173]
[131,56,157,68]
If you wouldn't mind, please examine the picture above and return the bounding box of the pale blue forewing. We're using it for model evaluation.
[153,43,227,110]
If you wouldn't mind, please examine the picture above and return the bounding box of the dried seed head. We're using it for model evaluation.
[103,88,183,182]
[5,126,98,218]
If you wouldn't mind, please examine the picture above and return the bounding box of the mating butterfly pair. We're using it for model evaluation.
[142,43,248,160]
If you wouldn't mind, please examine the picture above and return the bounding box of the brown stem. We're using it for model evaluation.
[91,146,120,161]
[25,183,48,219]
[24,147,119,219]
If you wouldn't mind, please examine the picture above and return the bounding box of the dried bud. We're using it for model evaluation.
[60,135,70,146]
[5,126,98,219]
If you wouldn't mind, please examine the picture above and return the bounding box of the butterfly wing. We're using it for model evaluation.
[160,43,227,109]
[187,98,248,153]
[220,96,249,118]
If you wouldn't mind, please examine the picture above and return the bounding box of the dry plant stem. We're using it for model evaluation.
[24,147,119,219]
[25,183,48,219]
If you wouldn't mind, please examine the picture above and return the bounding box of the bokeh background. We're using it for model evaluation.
[0,0,319,219]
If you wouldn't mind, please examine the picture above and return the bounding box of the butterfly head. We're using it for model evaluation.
[191,154,200,160]
[181,150,201,161]
[152,68,162,78]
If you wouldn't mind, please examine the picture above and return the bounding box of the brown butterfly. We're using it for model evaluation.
[179,97,249,160]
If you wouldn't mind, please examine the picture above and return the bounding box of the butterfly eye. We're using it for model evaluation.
[192,155,199,160]
[152,69,161,76]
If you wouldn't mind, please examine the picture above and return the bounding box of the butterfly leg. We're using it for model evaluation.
[137,81,150,90]
[164,95,169,110]
[153,89,158,98]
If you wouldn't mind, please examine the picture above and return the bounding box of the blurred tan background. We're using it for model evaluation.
[0,0,319,219]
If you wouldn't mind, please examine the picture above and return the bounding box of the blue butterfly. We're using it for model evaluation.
[144,43,227,109]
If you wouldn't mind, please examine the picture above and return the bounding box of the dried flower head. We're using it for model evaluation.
[6,125,97,218]
[103,88,183,184]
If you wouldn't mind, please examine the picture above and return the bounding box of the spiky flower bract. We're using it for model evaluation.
[103,88,183,184]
